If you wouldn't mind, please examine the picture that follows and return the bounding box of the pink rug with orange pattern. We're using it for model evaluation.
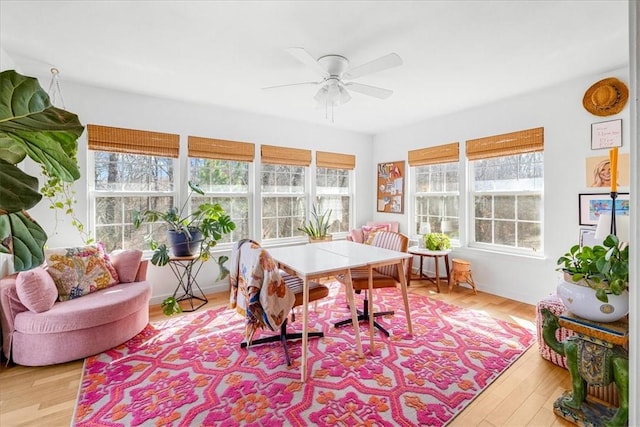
[73,282,535,426]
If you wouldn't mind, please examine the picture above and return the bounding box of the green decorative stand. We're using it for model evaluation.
[541,309,629,427]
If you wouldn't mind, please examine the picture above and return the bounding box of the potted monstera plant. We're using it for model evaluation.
[133,181,236,266]
[133,181,236,315]
[556,234,629,322]
[0,70,84,272]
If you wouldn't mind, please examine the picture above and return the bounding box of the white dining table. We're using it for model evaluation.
[269,240,413,382]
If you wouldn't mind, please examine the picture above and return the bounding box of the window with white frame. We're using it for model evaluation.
[315,151,355,234]
[316,167,350,233]
[189,159,250,244]
[87,125,179,253]
[261,164,306,240]
[414,163,460,238]
[409,142,460,240]
[467,128,544,254]
[187,136,254,244]
[260,145,311,241]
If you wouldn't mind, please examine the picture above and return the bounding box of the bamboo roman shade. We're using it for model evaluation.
[188,136,255,162]
[466,127,544,160]
[87,124,180,158]
[316,151,356,170]
[408,142,459,166]
[261,145,312,166]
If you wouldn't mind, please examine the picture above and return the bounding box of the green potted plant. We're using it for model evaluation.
[297,204,332,242]
[133,181,236,266]
[424,232,451,251]
[556,234,629,322]
[0,70,84,271]
[134,181,235,315]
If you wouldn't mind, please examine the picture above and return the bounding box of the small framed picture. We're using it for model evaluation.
[579,227,601,247]
[578,192,630,226]
[591,119,622,150]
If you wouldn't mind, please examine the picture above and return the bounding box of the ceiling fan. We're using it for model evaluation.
[264,48,403,119]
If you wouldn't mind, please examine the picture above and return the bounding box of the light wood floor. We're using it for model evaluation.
[0,278,574,427]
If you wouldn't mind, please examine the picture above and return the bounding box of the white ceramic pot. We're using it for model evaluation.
[556,278,629,323]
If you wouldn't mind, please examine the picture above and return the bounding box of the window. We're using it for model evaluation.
[260,145,311,241]
[87,125,179,253]
[414,162,460,238]
[261,164,306,240]
[315,151,355,234]
[467,127,544,253]
[189,159,250,244]
[188,136,254,244]
[409,142,460,239]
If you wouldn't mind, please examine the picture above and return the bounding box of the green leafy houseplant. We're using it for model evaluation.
[0,70,84,271]
[134,181,235,316]
[133,181,236,267]
[556,234,629,303]
[298,204,332,239]
[424,233,451,251]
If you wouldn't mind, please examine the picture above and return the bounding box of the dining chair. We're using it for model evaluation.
[334,230,409,336]
[229,239,329,365]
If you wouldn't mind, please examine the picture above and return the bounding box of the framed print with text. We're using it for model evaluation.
[591,119,622,150]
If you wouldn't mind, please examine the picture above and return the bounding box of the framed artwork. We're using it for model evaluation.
[585,153,629,188]
[578,192,629,226]
[591,119,622,150]
[377,161,404,213]
[579,227,601,247]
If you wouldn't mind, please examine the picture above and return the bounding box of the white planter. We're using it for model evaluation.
[556,278,629,323]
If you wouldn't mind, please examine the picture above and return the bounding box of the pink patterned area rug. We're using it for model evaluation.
[73,282,535,426]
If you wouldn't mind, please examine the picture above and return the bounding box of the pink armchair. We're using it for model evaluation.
[347,221,400,244]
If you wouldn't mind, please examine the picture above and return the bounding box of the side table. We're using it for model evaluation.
[551,311,629,427]
[407,246,451,292]
[168,255,208,312]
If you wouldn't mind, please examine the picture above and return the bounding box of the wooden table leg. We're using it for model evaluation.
[434,255,441,293]
[368,266,375,353]
[343,269,364,359]
[301,277,310,382]
[399,259,413,335]
[444,254,450,285]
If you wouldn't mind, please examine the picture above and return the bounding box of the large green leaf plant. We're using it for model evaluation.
[0,70,84,271]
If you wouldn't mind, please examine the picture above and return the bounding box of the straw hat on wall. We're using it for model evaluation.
[582,77,629,116]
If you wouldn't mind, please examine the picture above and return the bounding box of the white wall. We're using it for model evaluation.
[373,67,630,305]
[17,77,373,304]
[0,48,16,70]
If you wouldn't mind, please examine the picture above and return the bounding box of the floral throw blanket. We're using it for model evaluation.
[229,239,295,343]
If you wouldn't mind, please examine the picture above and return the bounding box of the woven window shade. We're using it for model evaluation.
[261,145,311,166]
[408,142,459,166]
[87,124,179,158]
[466,127,544,160]
[188,136,255,162]
[316,151,356,169]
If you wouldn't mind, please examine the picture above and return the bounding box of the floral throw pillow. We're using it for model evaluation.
[45,243,119,301]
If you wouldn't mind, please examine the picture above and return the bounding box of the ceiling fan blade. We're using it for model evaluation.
[262,81,320,90]
[345,82,393,99]
[343,53,403,80]
[285,47,330,78]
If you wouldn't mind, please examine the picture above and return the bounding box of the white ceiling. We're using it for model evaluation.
[0,1,629,135]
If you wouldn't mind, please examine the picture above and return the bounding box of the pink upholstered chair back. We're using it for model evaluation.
[370,231,409,279]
